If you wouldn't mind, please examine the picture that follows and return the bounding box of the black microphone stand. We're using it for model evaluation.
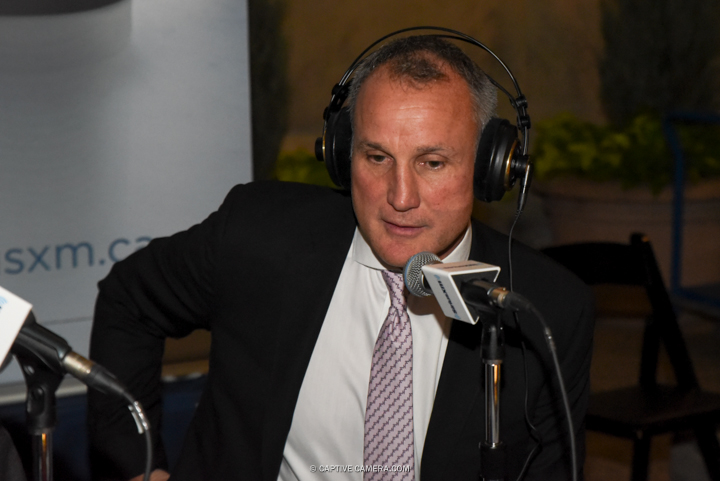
[11,313,73,481]
[479,308,506,481]
[464,297,507,481]
[13,349,63,481]
[10,315,153,481]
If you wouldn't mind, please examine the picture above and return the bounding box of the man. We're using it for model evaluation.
[88,35,593,480]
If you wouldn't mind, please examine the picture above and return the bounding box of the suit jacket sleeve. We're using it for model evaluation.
[87,183,245,480]
[87,181,357,481]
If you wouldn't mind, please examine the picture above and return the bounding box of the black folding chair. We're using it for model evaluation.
[543,233,720,481]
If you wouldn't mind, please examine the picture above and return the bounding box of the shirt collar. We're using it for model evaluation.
[352,224,473,271]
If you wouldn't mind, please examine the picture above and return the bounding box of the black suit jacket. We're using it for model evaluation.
[88,181,593,480]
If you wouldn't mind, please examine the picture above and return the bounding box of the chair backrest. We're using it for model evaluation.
[542,233,699,390]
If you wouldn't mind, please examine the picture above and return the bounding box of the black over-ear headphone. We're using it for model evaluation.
[315,26,533,208]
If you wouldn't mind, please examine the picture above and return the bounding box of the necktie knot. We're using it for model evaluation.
[382,270,406,310]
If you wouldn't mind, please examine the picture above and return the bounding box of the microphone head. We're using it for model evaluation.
[403,251,441,297]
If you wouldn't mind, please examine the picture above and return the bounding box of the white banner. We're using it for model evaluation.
[0,0,252,385]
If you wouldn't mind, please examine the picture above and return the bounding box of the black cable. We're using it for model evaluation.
[122,392,153,481]
[507,209,543,480]
[512,318,543,481]
[524,304,578,481]
[507,210,522,293]
[508,210,532,442]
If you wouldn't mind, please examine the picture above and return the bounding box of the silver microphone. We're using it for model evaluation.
[403,252,529,315]
[403,251,441,297]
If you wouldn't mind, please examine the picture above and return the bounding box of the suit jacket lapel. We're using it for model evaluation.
[420,319,483,480]
[260,197,357,481]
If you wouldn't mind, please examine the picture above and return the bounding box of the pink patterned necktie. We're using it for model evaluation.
[363,270,415,480]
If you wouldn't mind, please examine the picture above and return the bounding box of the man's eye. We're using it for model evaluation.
[424,160,445,170]
[368,154,388,163]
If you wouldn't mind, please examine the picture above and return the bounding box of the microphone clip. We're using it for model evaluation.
[13,339,65,435]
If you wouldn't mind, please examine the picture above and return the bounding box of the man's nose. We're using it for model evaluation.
[387,163,420,211]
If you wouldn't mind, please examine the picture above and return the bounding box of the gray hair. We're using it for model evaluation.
[345,35,497,132]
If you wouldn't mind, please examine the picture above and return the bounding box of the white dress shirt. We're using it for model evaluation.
[278,226,472,481]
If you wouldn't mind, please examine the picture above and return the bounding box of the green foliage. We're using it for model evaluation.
[532,113,720,194]
[542,0,720,195]
[273,148,336,187]
[600,0,720,126]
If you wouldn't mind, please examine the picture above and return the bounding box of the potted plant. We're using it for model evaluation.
[531,112,720,283]
[530,0,720,285]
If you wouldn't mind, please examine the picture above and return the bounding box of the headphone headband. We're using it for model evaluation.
[316,27,533,210]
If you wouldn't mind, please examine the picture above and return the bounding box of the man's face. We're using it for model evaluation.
[351,65,478,269]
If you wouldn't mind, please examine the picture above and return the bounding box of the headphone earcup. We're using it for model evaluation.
[317,107,353,189]
[474,118,520,202]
